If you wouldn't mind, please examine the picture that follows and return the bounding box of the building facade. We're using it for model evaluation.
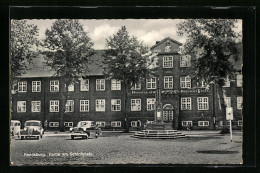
[11,37,243,130]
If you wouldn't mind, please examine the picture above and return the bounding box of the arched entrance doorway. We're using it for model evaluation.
[163,104,174,123]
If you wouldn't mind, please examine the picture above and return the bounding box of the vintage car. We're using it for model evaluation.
[70,121,101,139]
[10,120,21,136]
[20,120,44,140]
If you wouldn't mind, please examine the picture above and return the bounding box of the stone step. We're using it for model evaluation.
[132,130,186,139]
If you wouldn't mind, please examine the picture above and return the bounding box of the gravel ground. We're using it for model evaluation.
[10,132,242,165]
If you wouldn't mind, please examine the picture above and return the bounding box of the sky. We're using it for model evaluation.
[27,19,242,50]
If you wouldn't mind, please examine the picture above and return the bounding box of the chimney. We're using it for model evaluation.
[156,41,160,44]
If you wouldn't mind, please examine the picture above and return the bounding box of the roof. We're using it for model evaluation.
[20,50,106,78]
[150,37,182,50]
[25,120,41,122]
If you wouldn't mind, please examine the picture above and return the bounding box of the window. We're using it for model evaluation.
[64,122,73,127]
[180,76,191,88]
[18,81,27,92]
[65,100,74,112]
[80,100,89,112]
[181,97,192,110]
[17,101,26,112]
[68,84,74,91]
[237,97,243,110]
[224,97,231,107]
[131,99,141,111]
[96,79,105,91]
[238,120,243,126]
[182,121,192,127]
[131,82,141,90]
[111,79,121,90]
[50,80,59,92]
[147,98,156,111]
[237,74,243,87]
[146,77,156,89]
[197,97,209,110]
[169,111,173,121]
[31,101,41,112]
[227,121,231,126]
[198,121,209,126]
[96,121,106,127]
[164,76,173,89]
[50,100,59,112]
[131,121,141,127]
[111,121,121,127]
[80,79,89,91]
[163,56,173,68]
[223,77,230,87]
[96,99,105,112]
[180,55,191,67]
[32,81,41,92]
[49,122,59,127]
[111,99,121,111]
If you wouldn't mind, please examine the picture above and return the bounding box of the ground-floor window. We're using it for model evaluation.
[131,121,141,127]
[49,122,59,127]
[146,121,155,124]
[131,121,138,127]
[17,101,26,112]
[198,121,209,126]
[96,121,106,127]
[64,122,73,127]
[111,121,121,127]
[238,120,242,126]
[182,121,192,126]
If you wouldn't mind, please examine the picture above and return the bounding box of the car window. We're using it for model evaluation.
[15,123,20,126]
[25,122,40,126]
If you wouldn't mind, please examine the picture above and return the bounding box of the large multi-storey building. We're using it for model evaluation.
[11,37,243,130]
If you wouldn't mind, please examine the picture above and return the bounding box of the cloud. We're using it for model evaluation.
[90,24,119,49]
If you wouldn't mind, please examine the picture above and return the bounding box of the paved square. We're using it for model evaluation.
[10,132,242,165]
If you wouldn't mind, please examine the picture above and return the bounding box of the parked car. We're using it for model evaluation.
[10,120,21,136]
[70,121,101,140]
[20,120,44,140]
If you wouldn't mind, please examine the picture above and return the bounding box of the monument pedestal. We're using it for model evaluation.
[146,122,173,130]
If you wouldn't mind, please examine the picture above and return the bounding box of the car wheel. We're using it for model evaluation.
[95,133,98,138]
[36,136,39,140]
[71,136,74,140]
[21,136,24,140]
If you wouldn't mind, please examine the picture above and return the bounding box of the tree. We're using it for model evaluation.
[43,19,94,131]
[103,26,157,132]
[10,20,39,80]
[177,19,242,132]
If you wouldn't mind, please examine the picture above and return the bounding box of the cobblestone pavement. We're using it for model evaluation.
[10,132,242,165]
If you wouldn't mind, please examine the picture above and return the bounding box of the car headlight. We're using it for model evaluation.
[24,127,27,131]
[69,128,73,131]
[33,128,37,131]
